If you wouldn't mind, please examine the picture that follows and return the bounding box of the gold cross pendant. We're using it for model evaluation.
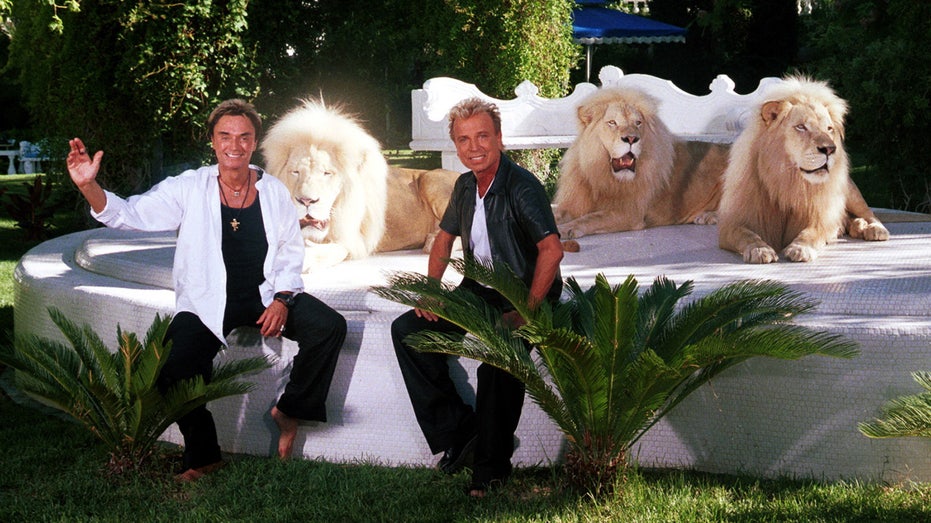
[230,218,240,231]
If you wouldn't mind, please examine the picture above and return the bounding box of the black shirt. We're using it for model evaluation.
[221,197,268,301]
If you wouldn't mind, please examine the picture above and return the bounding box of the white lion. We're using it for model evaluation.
[717,76,889,263]
[553,87,727,239]
[261,100,458,271]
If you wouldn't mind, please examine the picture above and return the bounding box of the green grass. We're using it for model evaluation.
[2,171,930,521]
[2,388,930,522]
[384,149,442,170]
[0,174,83,330]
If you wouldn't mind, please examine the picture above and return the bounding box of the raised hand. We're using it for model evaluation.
[66,138,108,213]
[66,138,103,189]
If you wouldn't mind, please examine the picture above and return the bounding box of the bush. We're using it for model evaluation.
[374,258,859,494]
[0,176,70,240]
[0,309,271,474]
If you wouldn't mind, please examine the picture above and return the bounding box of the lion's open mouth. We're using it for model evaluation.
[612,152,636,173]
[300,215,330,231]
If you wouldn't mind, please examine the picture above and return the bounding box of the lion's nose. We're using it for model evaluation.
[623,135,639,145]
[295,196,318,207]
[818,143,836,156]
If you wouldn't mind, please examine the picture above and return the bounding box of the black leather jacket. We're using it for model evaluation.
[440,153,562,303]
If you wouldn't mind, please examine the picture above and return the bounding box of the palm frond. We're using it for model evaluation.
[374,266,857,494]
[3,334,121,445]
[128,314,172,397]
[374,270,505,337]
[860,371,931,439]
[1,309,271,472]
[637,276,694,360]
[49,308,124,401]
[650,280,802,359]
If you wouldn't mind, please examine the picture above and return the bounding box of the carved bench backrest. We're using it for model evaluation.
[410,65,781,171]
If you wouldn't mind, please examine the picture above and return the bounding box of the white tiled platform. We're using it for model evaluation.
[13,213,931,482]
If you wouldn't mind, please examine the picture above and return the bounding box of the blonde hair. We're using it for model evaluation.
[447,97,502,141]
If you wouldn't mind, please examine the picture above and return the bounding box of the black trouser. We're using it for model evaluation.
[157,292,346,470]
[391,283,526,486]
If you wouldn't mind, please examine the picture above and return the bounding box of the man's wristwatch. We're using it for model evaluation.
[273,292,296,308]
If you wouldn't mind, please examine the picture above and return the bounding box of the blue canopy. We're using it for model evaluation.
[572,6,687,45]
[571,2,686,81]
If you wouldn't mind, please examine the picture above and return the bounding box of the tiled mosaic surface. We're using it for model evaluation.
[14,218,931,481]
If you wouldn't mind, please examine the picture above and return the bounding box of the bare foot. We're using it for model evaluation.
[174,460,224,483]
[270,406,298,460]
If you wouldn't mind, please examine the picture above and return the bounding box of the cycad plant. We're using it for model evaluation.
[372,257,859,494]
[859,371,931,439]
[0,308,271,474]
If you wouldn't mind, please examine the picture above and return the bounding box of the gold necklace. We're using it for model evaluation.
[219,173,251,232]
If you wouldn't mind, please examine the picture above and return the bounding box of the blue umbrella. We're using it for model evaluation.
[573,1,686,81]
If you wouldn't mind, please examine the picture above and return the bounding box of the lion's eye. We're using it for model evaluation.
[635,120,642,127]
[323,171,334,176]
[795,124,807,132]
[289,170,300,177]
[826,126,834,133]
[606,120,617,128]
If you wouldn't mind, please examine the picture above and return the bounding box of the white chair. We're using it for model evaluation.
[19,141,42,174]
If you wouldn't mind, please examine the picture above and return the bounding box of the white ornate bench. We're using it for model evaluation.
[410,65,781,171]
[12,68,931,483]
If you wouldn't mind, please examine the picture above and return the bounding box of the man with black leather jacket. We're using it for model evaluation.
[391,97,563,498]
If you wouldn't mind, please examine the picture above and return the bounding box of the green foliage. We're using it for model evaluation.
[0,175,69,240]
[859,371,931,439]
[373,258,858,494]
[439,0,578,99]
[250,0,454,147]
[801,0,931,211]
[617,0,798,94]
[5,0,258,195]
[0,308,271,474]
[248,1,579,147]
[509,149,563,199]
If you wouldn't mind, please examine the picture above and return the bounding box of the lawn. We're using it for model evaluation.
[1,170,929,522]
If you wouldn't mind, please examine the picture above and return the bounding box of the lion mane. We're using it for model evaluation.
[261,99,458,270]
[553,87,727,239]
[261,100,388,268]
[717,76,889,264]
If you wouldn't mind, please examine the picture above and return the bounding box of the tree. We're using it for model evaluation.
[5,0,258,197]
[639,0,798,93]
[373,257,858,494]
[801,0,931,212]
[249,0,454,147]
[438,0,578,99]
[248,0,579,147]
[0,309,271,474]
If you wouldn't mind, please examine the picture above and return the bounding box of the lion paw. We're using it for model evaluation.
[863,223,890,241]
[561,239,581,253]
[743,246,779,264]
[693,211,718,225]
[848,218,890,241]
[783,242,818,262]
[558,225,583,240]
[303,243,349,272]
